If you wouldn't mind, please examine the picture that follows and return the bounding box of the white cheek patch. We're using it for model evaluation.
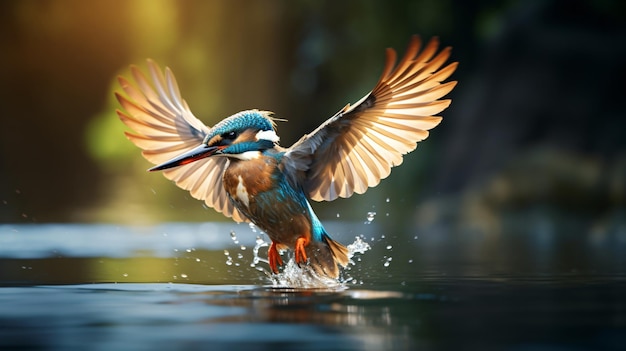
[231,150,262,160]
[256,130,280,143]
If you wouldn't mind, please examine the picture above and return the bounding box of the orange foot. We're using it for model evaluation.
[294,236,310,266]
[268,242,284,274]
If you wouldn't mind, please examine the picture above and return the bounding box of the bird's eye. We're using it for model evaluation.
[222,131,237,140]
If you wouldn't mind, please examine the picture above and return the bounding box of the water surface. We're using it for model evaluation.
[0,223,624,350]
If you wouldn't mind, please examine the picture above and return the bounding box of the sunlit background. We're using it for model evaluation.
[1,0,625,236]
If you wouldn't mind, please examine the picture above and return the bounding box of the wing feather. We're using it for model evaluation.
[285,36,457,201]
[116,60,246,221]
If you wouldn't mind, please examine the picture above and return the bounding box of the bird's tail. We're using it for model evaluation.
[305,234,349,278]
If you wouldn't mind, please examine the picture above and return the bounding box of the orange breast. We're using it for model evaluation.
[223,157,276,198]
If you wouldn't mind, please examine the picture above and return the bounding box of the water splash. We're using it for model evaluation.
[274,236,373,289]
[347,235,371,257]
[251,236,268,264]
[223,232,371,289]
[272,260,342,289]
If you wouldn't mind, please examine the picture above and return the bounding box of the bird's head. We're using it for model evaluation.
[149,110,279,171]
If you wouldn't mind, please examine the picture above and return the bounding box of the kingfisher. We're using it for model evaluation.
[115,36,457,279]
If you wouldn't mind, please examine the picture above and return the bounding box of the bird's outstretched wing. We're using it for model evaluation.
[285,36,458,201]
[116,60,247,222]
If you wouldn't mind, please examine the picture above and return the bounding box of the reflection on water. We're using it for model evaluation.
[1,279,625,350]
[0,284,417,350]
[0,223,625,350]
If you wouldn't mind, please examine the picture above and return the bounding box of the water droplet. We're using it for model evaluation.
[230,231,239,244]
[386,197,390,203]
[180,273,188,278]
[408,259,413,263]
[386,245,393,250]
[366,212,377,223]
[336,213,341,218]
[240,245,246,251]
[122,273,128,277]
[195,258,201,262]
[185,248,192,253]
[223,250,230,256]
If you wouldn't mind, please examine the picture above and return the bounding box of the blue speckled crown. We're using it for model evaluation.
[209,110,275,138]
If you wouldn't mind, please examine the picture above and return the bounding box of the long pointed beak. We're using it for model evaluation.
[148,144,220,171]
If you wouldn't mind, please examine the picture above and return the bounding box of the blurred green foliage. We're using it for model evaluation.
[0,0,458,223]
[1,0,624,234]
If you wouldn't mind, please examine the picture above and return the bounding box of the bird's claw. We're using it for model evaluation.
[268,242,283,274]
[268,237,309,273]
[294,236,309,266]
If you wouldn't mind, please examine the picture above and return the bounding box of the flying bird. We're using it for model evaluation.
[115,36,457,278]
